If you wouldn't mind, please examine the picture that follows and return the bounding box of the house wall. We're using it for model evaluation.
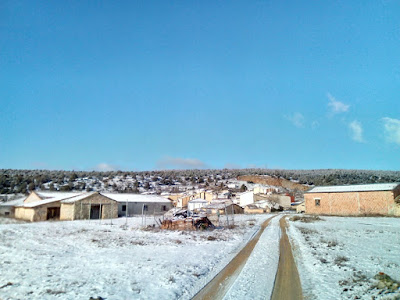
[68,194,118,220]
[197,192,213,202]
[266,195,292,208]
[118,202,172,217]
[206,204,243,215]
[188,202,206,211]
[60,203,75,220]
[177,196,191,208]
[15,202,61,222]
[244,207,264,214]
[0,206,15,217]
[32,202,61,221]
[239,192,254,207]
[15,207,35,221]
[305,190,400,216]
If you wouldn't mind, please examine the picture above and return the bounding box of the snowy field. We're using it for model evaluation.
[287,215,400,300]
[0,214,269,300]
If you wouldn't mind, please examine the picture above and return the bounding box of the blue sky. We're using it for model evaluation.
[1,1,400,171]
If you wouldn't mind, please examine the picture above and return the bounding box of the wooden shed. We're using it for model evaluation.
[304,183,400,216]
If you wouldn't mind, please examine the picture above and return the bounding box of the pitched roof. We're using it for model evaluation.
[17,191,91,208]
[16,191,115,208]
[60,192,101,203]
[0,197,25,207]
[305,183,400,194]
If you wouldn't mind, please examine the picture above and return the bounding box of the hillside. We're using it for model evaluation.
[1,168,399,196]
[237,175,310,191]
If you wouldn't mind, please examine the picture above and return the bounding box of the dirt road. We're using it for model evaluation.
[271,216,303,300]
[192,216,276,300]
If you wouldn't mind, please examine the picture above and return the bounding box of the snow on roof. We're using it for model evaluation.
[0,197,25,207]
[17,192,85,208]
[60,192,100,203]
[36,191,82,200]
[103,193,172,203]
[20,198,62,208]
[188,198,208,203]
[306,183,400,193]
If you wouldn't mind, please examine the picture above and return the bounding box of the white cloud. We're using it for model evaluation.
[93,163,120,172]
[285,112,305,128]
[349,120,364,143]
[156,156,208,170]
[382,117,400,145]
[327,93,350,113]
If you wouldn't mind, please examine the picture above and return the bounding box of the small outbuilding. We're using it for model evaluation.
[104,193,173,217]
[204,200,244,215]
[188,198,208,211]
[304,183,400,216]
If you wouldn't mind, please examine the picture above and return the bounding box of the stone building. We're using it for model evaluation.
[14,191,118,222]
[304,183,400,216]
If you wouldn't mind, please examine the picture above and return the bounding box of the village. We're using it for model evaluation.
[0,174,400,299]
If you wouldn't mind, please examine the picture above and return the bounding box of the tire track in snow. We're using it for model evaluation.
[223,215,282,300]
[271,216,303,300]
[192,215,277,300]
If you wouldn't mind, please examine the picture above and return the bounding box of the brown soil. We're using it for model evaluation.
[271,216,303,300]
[237,175,309,191]
[192,216,276,300]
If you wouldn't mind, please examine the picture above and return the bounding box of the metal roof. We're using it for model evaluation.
[305,183,400,193]
[103,193,172,203]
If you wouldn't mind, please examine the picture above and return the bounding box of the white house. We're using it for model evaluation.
[188,198,208,211]
[239,191,254,208]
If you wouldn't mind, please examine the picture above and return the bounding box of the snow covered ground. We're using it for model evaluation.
[223,215,281,300]
[287,216,400,300]
[0,214,269,300]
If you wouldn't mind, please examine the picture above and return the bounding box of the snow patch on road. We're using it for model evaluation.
[223,215,281,300]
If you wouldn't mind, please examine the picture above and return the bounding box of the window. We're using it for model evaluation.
[5,212,10,216]
[122,205,126,212]
[143,205,148,211]
[315,198,321,206]
[162,205,167,211]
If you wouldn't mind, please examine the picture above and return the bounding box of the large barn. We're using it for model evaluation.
[14,191,118,222]
[304,183,400,216]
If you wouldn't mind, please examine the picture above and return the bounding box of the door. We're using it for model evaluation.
[90,205,101,219]
[47,207,60,220]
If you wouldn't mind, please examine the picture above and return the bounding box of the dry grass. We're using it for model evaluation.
[298,227,317,235]
[334,256,349,266]
[290,215,322,223]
